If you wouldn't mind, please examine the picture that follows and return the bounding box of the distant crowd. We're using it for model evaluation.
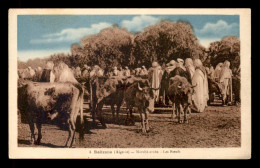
[18,57,240,113]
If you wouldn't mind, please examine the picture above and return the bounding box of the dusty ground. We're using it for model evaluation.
[18,103,240,148]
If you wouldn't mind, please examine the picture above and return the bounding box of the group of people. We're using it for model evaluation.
[146,58,209,113]
[18,57,237,113]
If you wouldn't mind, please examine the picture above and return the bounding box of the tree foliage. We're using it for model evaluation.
[208,36,240,68]
[79,26,135,72]
[18,21,240,72]
[132,21,205,67]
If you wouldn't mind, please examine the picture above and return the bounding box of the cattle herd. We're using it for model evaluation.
[17,59,241,148]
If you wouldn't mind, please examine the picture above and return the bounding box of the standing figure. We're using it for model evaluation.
[160,60,176,105]
[112,66,118,76]
[208,65,215,80]
[124,66,131,77]
[185,58,195,79]
[191,59,209,112]
[214,62,224,82]
[148,61,163,104]
[219,60,233,106]
[40,61,55,83]
[117,67,123,77]
[177,58,186,71]
[140,65,148,76]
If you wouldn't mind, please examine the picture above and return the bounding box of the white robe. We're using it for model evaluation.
[219,67,232,102]
[186,65,195,79]
[148,66,163,102]
[192,68,209,112]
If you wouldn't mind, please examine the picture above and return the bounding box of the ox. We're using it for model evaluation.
[18,82,85,147]
[89,76,129,126]
[124,79,154,133]
[167,75,195,123]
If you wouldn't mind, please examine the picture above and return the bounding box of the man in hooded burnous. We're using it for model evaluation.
[185,58,195,79]
[214,62,224,82]
[148,61,163,105]
[191,59,209,113]
[219,60,233,106]
[177,58,186,71]
[124,66,131,77]
[160,60,176,106]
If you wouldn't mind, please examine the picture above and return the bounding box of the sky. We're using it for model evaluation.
[17,15,240,62]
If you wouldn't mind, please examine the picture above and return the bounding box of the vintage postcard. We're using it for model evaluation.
[9,8,251,159]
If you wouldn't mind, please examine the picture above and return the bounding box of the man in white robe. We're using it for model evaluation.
[148,62,163,103]
[177,58,186,71]
[219,60,233,106]
[185,58,195,79]
[124,66,131,76]
[140,65,148,76]
[214,62,223,82]
[191,59,209,113]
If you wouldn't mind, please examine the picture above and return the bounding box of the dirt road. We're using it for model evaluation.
[18,105,240,148]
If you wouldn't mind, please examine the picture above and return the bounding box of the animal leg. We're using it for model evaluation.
[28,121,36,144]
[111,105,116,123]
[65,119,72,147]
[184,105,189,123]
[69,106,79,147]
[171,103,176,120]
[129,108,135,125]
[27,114,36,144]
[92,107,97,126]
[145,110,149,132]
[179,104,184,123]
[139,111,146,133]
[116,105,120,123]
[35,118,42,145]
[97,105,107,128]
[176,105,182,124]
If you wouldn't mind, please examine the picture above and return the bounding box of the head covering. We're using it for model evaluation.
[177,58,184,64]
[37,67,42,71]
[217,62,224,68]
[185,58,194,67]
[152,62,159,68]
[169,60,176,66]
[193,59,203,68]
[93,65,100,70]
[223,60,230,68]
[46,61,54,70]
[165,60,176,73]
[84,64,91,70]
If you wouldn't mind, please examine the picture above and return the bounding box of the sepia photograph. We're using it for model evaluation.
[9,8,251,159]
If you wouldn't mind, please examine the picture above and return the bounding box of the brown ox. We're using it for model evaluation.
[89,76,129,126]
[167,75,195,123]
[18,82,85,147]
[124,79,154,133]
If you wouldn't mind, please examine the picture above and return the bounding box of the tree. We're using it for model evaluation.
[132,21,205,68]
[79,25,135,72]
[208,36,240,69]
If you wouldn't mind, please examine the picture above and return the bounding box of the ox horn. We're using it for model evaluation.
[191,83,197,88]
[137,82,143,91]
[178,82,182,89]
